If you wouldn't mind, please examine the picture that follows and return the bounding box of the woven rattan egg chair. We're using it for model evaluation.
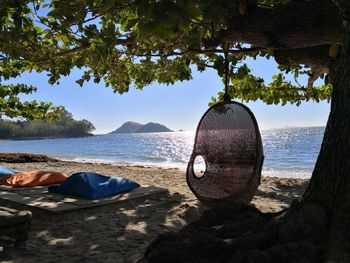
[186,101,264,206]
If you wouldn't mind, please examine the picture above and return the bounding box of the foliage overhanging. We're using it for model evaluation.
[0,0,333,118]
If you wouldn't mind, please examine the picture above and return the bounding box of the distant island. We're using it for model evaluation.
[110,121,173,134]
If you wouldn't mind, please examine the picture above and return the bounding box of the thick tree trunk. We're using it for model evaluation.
[302,2,350,261]
[302,8,350,213]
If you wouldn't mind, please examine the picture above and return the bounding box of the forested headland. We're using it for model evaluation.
[0,110,95,140]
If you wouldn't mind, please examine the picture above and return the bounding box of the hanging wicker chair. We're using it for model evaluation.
[187,101,264,206]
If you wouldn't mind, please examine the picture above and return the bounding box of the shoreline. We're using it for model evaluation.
[62,159,313,179]
[5,155,313,179]
[39,158,315,179]
[0,134,94,141]
[0,160,309,262]
[0,151,313,179]
[58,157,186,170]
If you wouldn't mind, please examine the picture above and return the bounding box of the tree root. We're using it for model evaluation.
[142,200,329,263]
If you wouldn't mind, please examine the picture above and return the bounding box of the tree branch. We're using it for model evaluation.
[274,45,334,72]
[127,47,265,58]
[224,0,342,49]
[33,38,133,64]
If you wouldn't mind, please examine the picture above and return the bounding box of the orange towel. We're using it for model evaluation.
[0,171,68,187]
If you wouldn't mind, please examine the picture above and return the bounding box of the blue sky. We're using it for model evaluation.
[11,56,330,134]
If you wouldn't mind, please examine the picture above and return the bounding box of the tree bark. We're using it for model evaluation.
[225,0,342,49]
[301,1,350,261]
[217,0,343,72]
[274,45,334,72]
[302,26,350,213]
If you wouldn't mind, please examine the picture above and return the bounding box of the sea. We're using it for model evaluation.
[0,127,324,179]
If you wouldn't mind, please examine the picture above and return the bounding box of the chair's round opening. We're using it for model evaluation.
[193,155,206,179]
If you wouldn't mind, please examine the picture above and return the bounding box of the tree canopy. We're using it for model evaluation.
[0,109,95,139]
[2,1,350,261]
[0,0,337,120]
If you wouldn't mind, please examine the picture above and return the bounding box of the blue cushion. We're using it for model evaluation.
[48,172,140,199]
[0,166,17,178]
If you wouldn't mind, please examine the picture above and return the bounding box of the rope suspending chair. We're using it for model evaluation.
[187,45,264,206]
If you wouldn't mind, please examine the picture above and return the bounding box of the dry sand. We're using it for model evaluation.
[0,161,309,263]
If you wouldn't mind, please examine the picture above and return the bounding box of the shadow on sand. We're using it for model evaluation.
[255,177,309,210]
[0,191,205,263]
[0,177,309,262]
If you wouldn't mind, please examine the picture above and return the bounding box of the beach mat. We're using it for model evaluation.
[0,184,168,213]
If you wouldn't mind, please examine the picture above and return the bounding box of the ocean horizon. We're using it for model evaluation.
[0,126,325,179]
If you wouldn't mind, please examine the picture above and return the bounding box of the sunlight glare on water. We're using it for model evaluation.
[0,127,324,178]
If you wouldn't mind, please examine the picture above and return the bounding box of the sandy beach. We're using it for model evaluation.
[0,161,309,263]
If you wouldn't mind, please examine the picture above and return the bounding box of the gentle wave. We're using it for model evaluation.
[66,157,188,170]
[0,127,324,178]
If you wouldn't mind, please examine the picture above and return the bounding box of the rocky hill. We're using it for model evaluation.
[110,121,172,134]
[110,121,143,133]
